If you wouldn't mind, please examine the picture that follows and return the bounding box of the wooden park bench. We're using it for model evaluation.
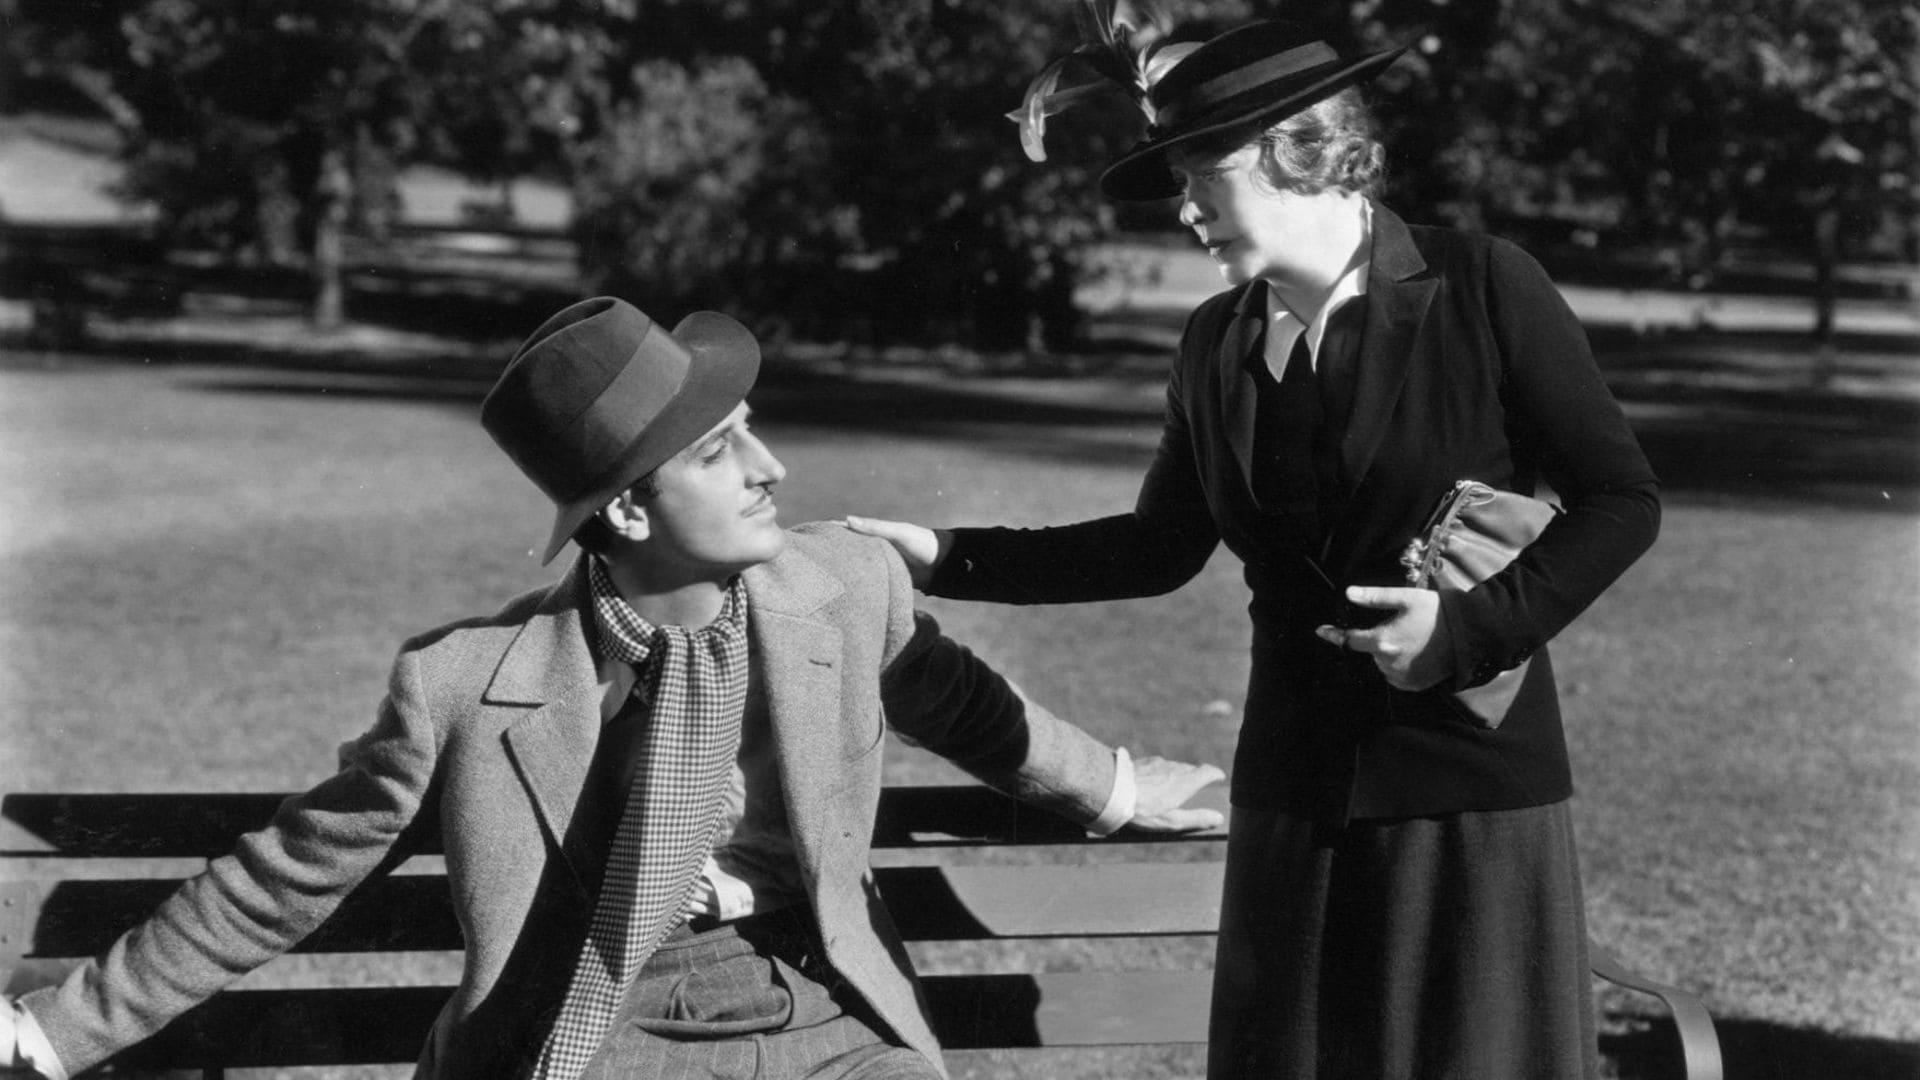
[0,785,1721,1079]
[0,223,184,347]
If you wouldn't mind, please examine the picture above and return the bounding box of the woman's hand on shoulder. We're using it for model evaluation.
[844,516,952,589]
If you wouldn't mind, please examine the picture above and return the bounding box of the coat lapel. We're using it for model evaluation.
[742,545,848,884]
[493,559,604,884]
[1341,203,1435,498]
[1219,280,1267,495]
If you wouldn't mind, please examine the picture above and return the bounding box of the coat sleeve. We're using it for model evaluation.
[926,308,1222,605]
[20,651,440,1074]
[867,533,1118,825]
[1438,239,1662,690]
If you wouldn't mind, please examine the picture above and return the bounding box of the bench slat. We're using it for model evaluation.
[0,786,1717,1078]
[0,793,431,859]
[1,864,1221,958]
[879,864,1220,940]
[100,972,1211,1069]
[926,971,1210,1049]
[0,877,462,956]
[106,986,447,1069]
[0,788,1227,857]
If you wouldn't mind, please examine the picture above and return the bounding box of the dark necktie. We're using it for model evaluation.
[1251,331,1323,517]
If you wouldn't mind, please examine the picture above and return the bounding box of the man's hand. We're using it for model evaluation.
[1315,585,1450,691]
[1127,756,1226,833]
[843,516,951,589]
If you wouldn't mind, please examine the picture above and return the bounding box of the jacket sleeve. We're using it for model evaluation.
[927,313,1221,604]
[1439,239,1662,689]
[869,534,1118,826]
[20,651,440,1074]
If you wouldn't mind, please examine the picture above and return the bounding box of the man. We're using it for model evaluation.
[1,297,1224,1079]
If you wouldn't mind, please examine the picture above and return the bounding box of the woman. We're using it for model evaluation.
[849,18,1659,1080]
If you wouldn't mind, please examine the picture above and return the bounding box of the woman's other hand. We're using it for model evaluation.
[844,516,952,589]
[1314,586,1451,691]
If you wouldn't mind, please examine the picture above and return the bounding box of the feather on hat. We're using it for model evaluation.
[1011,12,1409,201]
[1006,1,1200,163]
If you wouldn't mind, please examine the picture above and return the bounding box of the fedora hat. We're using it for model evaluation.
[481,297,760,564]
[1100,21,1408,201]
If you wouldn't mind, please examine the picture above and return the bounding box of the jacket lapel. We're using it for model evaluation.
[1341,203,1435,498]
[493,558,604,884]
[1219,280,1267,495]
[742,545,847,885]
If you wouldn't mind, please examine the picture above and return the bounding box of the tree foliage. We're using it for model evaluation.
[4,0,480,325]
[505,0,1236,349]
[1331,0,1916,293]
[118,0,459,322]
[4,0,1910,341]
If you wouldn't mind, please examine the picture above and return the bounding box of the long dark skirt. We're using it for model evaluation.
[1207,801,1597,1080]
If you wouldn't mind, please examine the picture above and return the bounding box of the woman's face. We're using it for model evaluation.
[1170,143,1344,288]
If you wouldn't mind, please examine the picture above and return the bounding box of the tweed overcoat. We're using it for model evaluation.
[24,524,1119,1078]
[931,203,1660,823]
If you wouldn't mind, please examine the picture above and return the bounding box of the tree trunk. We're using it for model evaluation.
[312,148,352,330]
[1810,199,1840,386]
[254,160,301,268]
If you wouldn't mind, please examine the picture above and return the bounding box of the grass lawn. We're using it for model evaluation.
[1,347,1915,1079]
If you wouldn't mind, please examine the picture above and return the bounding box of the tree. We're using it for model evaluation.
[55,0,467,328]
[0,0,141,129]
[1298,0,1915,344]
[406,3,566,222]
[569,54,836,323]
[499,0,1239,350]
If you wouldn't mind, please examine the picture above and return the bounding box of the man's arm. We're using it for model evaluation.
[857,529,1222,834]
[12,651,440,1075]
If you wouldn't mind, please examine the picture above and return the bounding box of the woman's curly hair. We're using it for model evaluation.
[1180,87,1385,198]
[1252,87,1385,196]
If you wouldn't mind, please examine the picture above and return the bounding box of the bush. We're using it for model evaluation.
[571,56,838,323]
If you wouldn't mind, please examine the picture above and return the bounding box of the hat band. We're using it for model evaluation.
[548,326,691,501]
[1154,41,1341,130]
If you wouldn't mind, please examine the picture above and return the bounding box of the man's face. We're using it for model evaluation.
[636,401,787,578]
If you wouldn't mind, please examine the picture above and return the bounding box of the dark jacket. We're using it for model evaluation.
[930,204,1659,822]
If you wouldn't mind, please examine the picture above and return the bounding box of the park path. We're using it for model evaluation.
[1082,243,1920,411]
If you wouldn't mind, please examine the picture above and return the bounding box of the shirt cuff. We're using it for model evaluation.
[1085,745,1136,837]
[10,1000,68,1080]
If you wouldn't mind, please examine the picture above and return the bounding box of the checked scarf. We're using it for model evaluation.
[531,560,751,1080]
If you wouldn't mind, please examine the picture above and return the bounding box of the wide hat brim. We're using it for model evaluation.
[534,311,760,564]
[1100,38,1409,202]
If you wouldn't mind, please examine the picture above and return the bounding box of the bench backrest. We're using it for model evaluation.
[0,787,1721,1080]
[0,786,1224,1072]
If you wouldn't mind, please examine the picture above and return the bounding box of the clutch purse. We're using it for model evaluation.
[1399,480,1561,728]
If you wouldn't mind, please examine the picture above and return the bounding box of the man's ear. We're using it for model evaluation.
[600,490,650,542]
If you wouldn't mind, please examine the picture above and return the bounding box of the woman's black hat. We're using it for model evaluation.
[1100,20,1408,201]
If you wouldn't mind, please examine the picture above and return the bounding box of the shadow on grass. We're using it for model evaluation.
[1625,409,1919,510]
[1603,1013,1920,1080]
[8,300,1916,511]
[341,269,581,342]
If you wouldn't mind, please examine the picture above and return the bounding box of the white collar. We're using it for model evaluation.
[1264,198,1372,371]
